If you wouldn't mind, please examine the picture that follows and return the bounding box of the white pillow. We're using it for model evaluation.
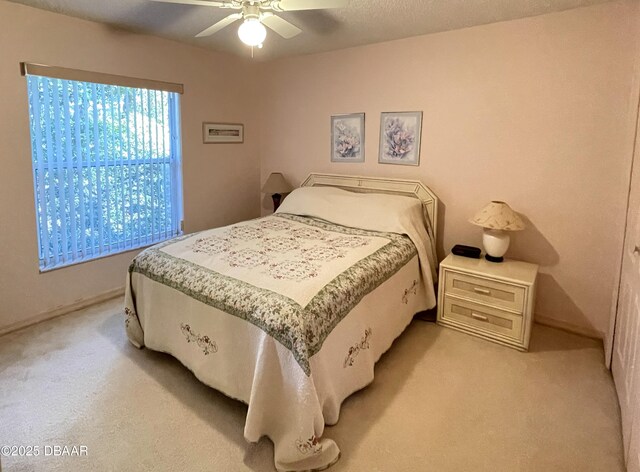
[277,186,422,232]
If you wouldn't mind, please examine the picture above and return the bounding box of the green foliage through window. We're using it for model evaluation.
[26,75,182,270]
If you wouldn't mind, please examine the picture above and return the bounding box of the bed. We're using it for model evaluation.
[124,174,439,471]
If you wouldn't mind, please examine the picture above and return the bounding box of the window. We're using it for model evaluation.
[24,66,183,271]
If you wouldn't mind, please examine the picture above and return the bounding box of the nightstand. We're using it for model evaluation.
[437,254,538,351]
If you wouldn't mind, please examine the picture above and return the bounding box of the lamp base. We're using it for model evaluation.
[485,254,504,263]
[482,228,510,262]
[271,193,282,212]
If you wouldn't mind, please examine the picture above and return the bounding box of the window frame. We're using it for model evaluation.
[23,65,184,272]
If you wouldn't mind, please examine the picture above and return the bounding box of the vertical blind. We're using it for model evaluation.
[26,74,183,271]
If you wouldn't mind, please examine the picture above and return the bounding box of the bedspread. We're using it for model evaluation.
[125,213,431,470]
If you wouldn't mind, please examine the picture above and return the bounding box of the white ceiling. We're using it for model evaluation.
[8,0,614,61]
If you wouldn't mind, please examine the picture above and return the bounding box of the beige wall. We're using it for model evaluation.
[1,0,638,339]
[259,1,640,337]
[0,1,261,332]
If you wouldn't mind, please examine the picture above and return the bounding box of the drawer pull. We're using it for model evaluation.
[473,287,491,295]
[471,312,489,321]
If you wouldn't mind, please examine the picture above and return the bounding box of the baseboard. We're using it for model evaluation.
[534,314,603,340]
[0,286,125,337]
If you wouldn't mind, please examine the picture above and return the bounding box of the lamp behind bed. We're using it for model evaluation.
[262,172,293,212]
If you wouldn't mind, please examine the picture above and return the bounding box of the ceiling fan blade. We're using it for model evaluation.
[150,0,229,7]
[195,13,242,37]
[274,0,348,11]
[261,14,301,39]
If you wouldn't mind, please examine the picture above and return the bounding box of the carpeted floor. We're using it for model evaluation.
[0,297,624,472]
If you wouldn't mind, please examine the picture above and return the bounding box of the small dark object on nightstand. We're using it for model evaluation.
[452,244,481,259]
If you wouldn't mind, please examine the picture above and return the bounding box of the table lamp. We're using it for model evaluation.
[262,172,292,212]
[469,201,525,262]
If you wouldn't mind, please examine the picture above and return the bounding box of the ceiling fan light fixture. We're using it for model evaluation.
[238,18,267,47]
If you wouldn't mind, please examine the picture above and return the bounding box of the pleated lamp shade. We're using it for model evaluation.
[469,201,525,231]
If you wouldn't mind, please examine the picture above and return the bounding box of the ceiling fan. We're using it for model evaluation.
[150,0,349,48]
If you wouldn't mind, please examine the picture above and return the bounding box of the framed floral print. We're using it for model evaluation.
[378,111,423,166]
[331,113,365,163]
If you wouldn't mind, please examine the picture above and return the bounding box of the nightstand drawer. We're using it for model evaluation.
[442,296,523,341]
[444,270,525,312]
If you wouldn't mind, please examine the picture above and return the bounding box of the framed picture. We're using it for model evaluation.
[331,113,365,163]
[378,111,423,166]
[203,122,244,144]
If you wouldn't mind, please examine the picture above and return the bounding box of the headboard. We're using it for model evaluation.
[300,173,439,254]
